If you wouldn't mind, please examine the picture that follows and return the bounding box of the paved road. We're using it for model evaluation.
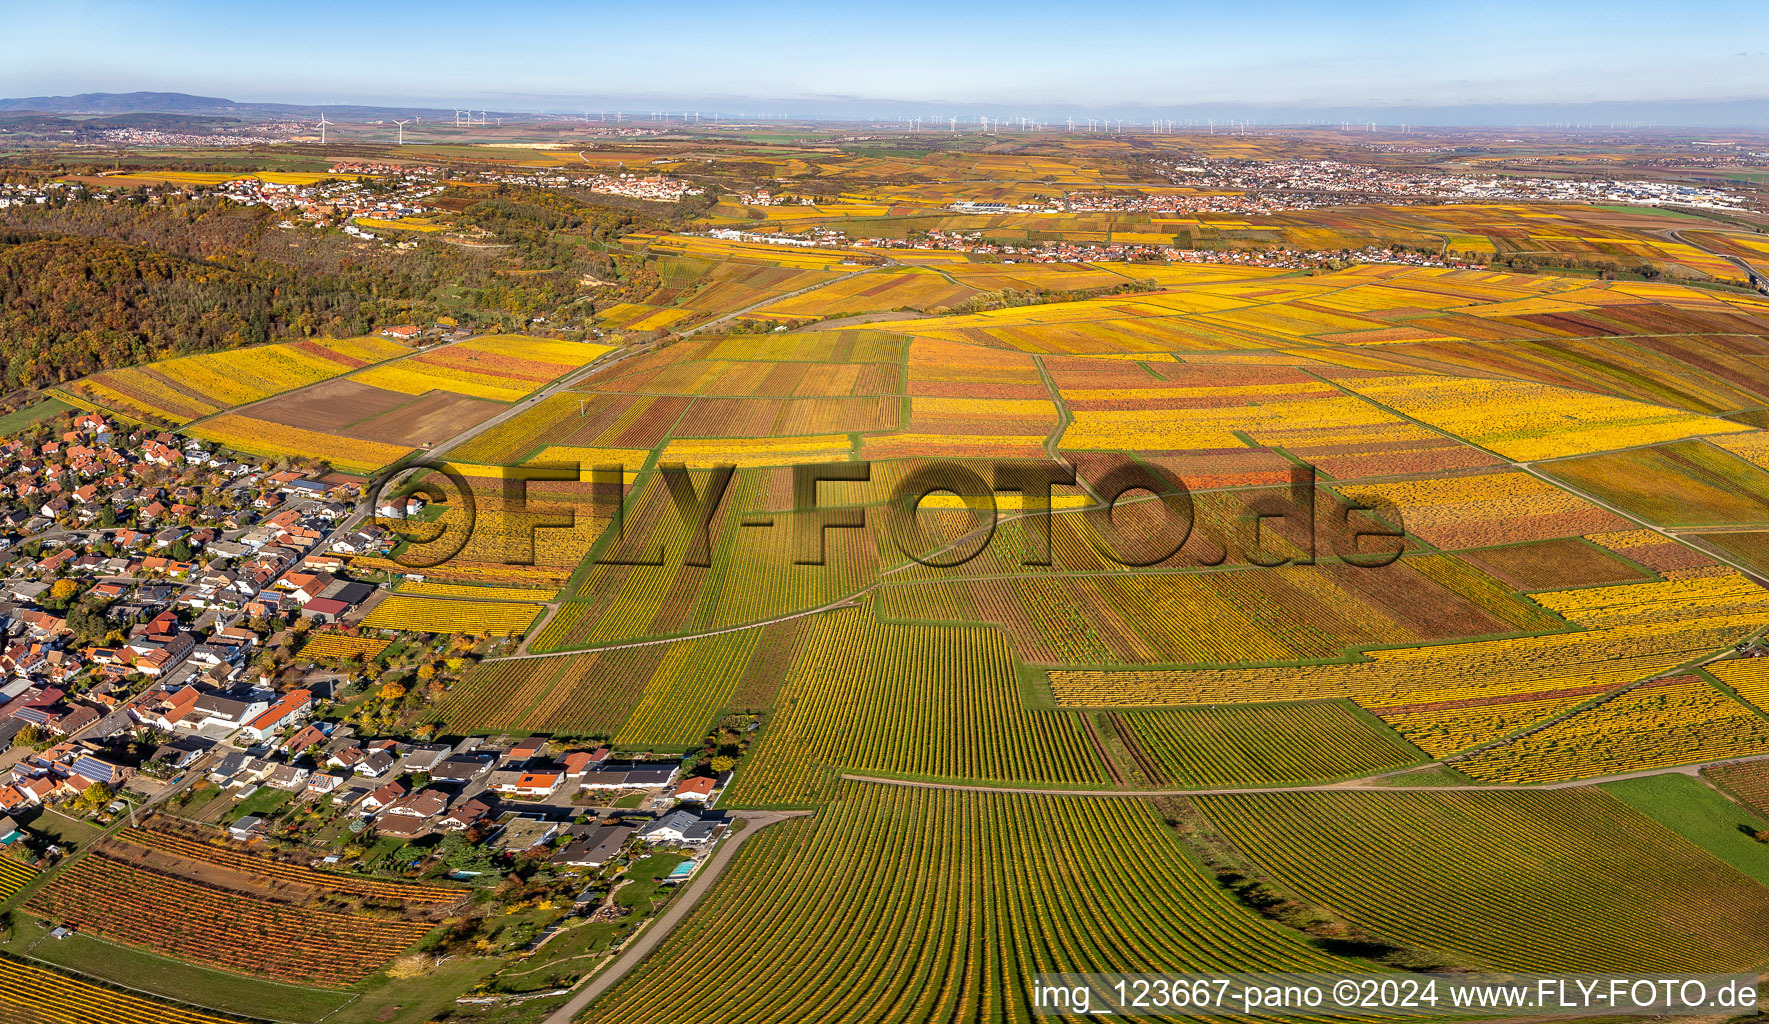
[1662,226,1769,295]
[540,810,810,1024]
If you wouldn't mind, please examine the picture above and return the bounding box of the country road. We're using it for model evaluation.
[540,810,810,1024]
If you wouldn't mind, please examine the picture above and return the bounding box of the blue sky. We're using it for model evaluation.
[8,0,1767,113]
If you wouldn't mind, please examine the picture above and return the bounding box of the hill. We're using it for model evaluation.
[0,91,492,121]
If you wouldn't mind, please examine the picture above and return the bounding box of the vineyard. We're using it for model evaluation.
[26,853,433,985]
[1451,676,1769,784]
[297,631,390,660]
[1461,537,1651,591]
[1708,655,1769,714]
[395,579,559,602]
[1339,373,1750,461]
[585,782,1360,1024]
[430,630,761,744]
[0,957,243,1024]
[1542,439,1769,528]
[360,594,545,636]
[185,413,412,475]
[1704,760,1769,817]
[0,857,35,903]
[353,336,611,403]
[1195,789,1769,972]
[62,335,411,426]
[115,826,466,904]
[1052,570,1769,767]
[723,610,1114,807]
[1112,701,1425,786]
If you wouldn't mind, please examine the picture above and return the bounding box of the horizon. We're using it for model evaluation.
[10,0,1769,125]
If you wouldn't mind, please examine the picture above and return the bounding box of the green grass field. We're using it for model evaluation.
[0,397,73,436]
[1600,773,1769,886]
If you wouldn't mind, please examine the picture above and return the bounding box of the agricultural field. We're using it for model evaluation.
[1704,760,1769,817]
[352,335,611,402]
[1109,700,1425,786]
[1461,537,1653,590]
[115,826,465,904]
[87,334,619,475]
[25,853,434,986]
[0,957,243,1024]
[1706,656,1769,716]
[360,593,545,636]
[1051,571,1769,763]
[1195,789,1769,972]
[585,783,1361,1024]
[724,610,1115,806]
[0,858,35,902]
[184,413,414,475]
[1452,675,1769,783]
[58,336,411,425]
[1541,439,1769,527]
[427,629,763,743]
[1601,773,1769,887]
[297,630,391,660]
[36,127,1769,1019]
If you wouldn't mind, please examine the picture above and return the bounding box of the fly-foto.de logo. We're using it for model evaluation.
[365,456,1406,572]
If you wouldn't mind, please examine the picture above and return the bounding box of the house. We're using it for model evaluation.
[188,688,270,732]
[282,723,328,758]
[581,766,676,790]
[376,789,448,837]
[673,776,717,805]
[380,788,447,820]
[326,745,365,771]
[228,815,266,841]
[431,753,495,784]
[636,809,722,845]
[265,764,310,792]
[239,689,312,742]
[562,748,609,777]
[208,751,252,785]
[299,598,349,624]
[398,743,451,774]
[506,736,547,763]
[356,750,396,778]
[14,776,55,806]
[305,770,348,796]
[360,780,408,812]
[551,823,634,868]
[69,754,127,787]
[437,796,492,831]
[488,771,563,799]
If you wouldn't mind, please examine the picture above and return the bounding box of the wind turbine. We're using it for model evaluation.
[315,113,333,144]
[453,108,467,126]
[392,119,411,144]
[478,110,488,125]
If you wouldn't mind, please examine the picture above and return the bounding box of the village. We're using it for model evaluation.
[0,405,737,941]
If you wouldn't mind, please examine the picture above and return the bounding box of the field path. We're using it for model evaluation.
[678,257,897,336]
[1298,366,1769,590]
[836,746,1769,797]
[541,810,810,1024]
